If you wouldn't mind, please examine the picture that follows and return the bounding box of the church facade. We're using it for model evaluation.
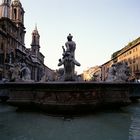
[0,0,53,81]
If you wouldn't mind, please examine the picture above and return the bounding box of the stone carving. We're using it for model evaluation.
[9,63,21,82]
[40,72,47,82]
[8,49,14,64]
[1,60,34,82]
[106,62,130,82]
[20,63,31,81]
[58,34,80,81]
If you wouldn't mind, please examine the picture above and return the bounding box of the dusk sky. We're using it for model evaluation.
[21,0,140,73]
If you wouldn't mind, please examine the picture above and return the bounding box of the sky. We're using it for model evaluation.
[20,0,140,74]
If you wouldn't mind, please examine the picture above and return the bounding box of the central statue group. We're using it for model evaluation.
[58,34,80,81]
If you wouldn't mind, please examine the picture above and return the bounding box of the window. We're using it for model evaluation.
[0,53,4,65]
[0,72,2,80]
[136,64,139,71]
[1,43,4,51]
[133,56,135,63]
[2,24,6,31]
[14,9,17,20]
[128,58,132,64]
[20,12,23,22]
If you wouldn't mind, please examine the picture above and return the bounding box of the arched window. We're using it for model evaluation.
[2,24,6,31]
[1,43,4,51]
[0,43,4,64]
[20,12,23,22]
[0,72,2,80]
[14,8,17,20]
[33,35,36,44]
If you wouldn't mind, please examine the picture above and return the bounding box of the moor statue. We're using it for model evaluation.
[58,34,80,81]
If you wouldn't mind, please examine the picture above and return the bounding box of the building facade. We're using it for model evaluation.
[0,0,25,80]
[82,66,101,81]
[101,37,140,81]
[101,60,113,81]
[0,0,54,81]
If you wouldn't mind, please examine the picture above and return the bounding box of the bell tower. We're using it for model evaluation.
[0,0,11,18]
[10,0,25,44]
[10,0,24,26]
[31,25,40,56]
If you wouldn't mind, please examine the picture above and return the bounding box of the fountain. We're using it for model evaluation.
[1,34,137,114]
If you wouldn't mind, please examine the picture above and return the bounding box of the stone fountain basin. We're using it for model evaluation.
[0,82,138,113]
